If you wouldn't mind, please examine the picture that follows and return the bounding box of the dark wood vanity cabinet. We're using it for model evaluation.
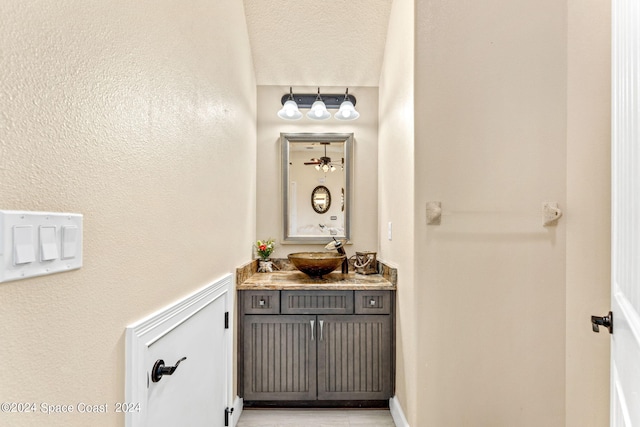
[239,290,394,404]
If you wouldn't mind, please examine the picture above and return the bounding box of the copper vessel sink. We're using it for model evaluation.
[287,252,346,277]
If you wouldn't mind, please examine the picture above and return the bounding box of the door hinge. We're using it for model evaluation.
[224,311,230,329]
[224,407,234,426]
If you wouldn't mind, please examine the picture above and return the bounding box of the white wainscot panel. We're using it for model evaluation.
[125,274,233,427]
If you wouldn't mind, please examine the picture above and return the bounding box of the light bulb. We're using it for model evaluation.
[322,164,329,172]
[278,100,302,120]
[330,165,336,172]
[315,165,320,171]
[307,100,330,120]
[335,100,359,121]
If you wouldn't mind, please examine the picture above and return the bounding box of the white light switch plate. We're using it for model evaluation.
[0,210,83,283]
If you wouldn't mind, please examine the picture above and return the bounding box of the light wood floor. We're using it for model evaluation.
[236,408,396,427]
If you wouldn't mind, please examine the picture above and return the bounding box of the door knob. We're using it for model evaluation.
[151,357,187,383]
[591,311,613,334]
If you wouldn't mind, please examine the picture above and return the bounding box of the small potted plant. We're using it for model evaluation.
[255,238,275,272]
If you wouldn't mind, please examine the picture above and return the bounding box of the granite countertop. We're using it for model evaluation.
[236,259,397,291]
[238,270,395,290]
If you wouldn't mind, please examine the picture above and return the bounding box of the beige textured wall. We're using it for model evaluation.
[566,0,611,425]
[377,0,416,424]
[0,1,256,426]
[414,0,568,425]
[256,85,379,256]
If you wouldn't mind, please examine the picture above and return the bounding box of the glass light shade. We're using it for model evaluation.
[322,164,330,172]
[334,100,360,121]
[277,100,302,120]
[306,100,331,120]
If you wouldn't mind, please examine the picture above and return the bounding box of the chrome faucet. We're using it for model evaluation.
[325,237,349,274]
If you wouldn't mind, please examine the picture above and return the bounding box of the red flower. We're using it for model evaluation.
[259,244,267,251]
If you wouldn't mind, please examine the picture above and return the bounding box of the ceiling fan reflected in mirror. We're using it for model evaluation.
[304,143,343,173]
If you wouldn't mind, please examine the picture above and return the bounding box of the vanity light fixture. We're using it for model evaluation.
[278,88,359,121]
[277,87,303,120]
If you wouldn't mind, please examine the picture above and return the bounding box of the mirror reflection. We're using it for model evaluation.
[311,185,331,214]
[281,133,353,243]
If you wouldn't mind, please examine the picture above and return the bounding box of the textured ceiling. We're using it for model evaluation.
[243,0,393,87]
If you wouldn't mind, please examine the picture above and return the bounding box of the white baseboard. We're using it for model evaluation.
[389,396,410,427]
[231,396,243,427]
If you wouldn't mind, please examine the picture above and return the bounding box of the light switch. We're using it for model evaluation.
[1,211,82,283]
[13,225,35,265]
[39,226,58,261]
[61,225,78,260]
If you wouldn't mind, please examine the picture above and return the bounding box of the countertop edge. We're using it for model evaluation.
[236,283,396,291]
[235,259,397,291]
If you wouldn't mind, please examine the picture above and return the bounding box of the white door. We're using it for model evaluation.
[145,294,228,427]
[610,0,640,425]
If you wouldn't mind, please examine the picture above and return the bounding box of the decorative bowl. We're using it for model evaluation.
[287,252,346,277]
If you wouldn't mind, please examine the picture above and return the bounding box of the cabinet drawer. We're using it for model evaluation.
[354,291,392,314]
[281,290,354,314]
[242,290,280,314]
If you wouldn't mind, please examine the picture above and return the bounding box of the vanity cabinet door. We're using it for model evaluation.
[316,315,392,400]
[243,315,317,401]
